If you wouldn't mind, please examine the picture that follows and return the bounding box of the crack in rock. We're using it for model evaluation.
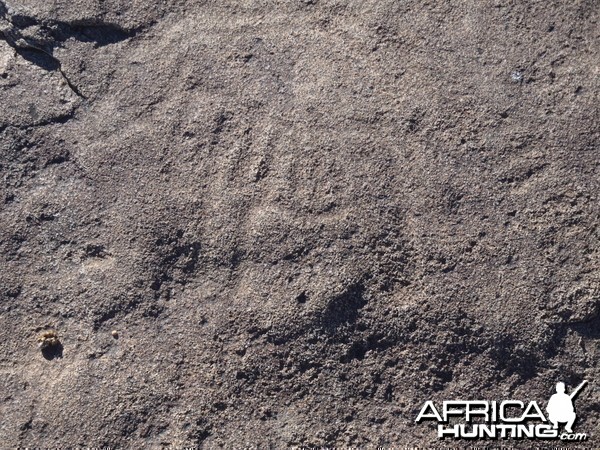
[0,0,148,99]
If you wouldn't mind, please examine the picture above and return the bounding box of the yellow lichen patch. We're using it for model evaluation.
[37,330,60,349]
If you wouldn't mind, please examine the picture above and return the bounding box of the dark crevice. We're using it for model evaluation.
[340,333,394,363]
[0,0,152,99]
[567,312,600,339]
[319,282,367,332]
[41,341,63,360]
[8,44,86,98]
[58,65,86,98]
[50,21,150,48]
[17,109,77,130]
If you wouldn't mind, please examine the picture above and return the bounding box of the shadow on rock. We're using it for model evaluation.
[41,342,63,360]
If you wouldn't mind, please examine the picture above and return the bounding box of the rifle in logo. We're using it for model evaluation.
[546,380,587,433]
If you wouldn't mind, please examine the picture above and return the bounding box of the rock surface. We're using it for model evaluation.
[0,0,598,447]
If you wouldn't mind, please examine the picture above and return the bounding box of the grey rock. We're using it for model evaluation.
[0,0,598,448]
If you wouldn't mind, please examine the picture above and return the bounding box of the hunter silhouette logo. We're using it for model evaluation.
[547,380,587,433]
[415,380,589,441]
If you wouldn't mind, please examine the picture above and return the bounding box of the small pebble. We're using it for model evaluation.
[111,330,119,338]
[511,71,523,83]
[38,330,60,349]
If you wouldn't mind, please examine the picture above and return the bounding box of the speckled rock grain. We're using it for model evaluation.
[0,0,598,448]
